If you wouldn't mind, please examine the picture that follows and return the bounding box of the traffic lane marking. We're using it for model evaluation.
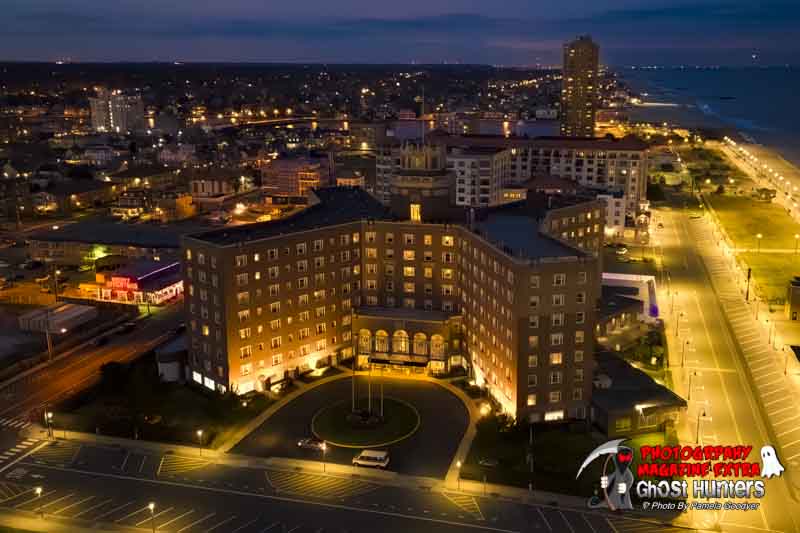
[20,462,524,533]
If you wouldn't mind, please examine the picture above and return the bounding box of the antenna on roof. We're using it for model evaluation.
[421,85,425,144]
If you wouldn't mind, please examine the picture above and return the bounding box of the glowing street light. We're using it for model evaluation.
[696,410,708,444]
[321,441,327,473]
[148,502,156,532]
[456,460,462,490]
[44,411,53,438]
[756,233,763,253]
[196,429,204,457]
[35,486,43,517]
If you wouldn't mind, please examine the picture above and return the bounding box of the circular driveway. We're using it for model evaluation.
[231,376,469,478]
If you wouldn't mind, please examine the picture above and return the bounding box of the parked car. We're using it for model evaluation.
[478,458,499,468]
[297,437,325,451]
[352,449,390,469]
[615,247,628,255]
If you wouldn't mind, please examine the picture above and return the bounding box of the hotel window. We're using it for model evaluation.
[314,257,325,269]
[576,311,585,325]
[423,250,433,262]
[235,254,247,267]
[268,248,279,260]
[442,284,454,296]
[575,350,584,363]
[529,295,539,309]
[366,279,377,290]
[442,235,454,247]
[268,284,279,297]
[553,273,566,286]
[268,266,279,279]
[442,301,453,312]
[313,239,323,252]
[270,301,280,313]
[352,232,360,243]
[527,394,537,406]
[385,263,395,276]
[551,312,564,327]
[384,233,394,245]
[339,234,350,245]
[239,328,251,340]
[316,339,327,351]
[410,204,421,222]
[271,337,282,349]
[528,375,538,387]
[403,266,415,277]
[315,306,325,318]
[404,234,414,245]
[528,354,538,368]
[366,295,378,306]
[186,249,192,261]
[529,315,539,328]
[528,336,539,348]
[575,331,585,344]
[530,275,540,288]
[316,323,326,334]
[550,333,563,346]
[575,368,584,382]
[365,231,376,243]
[237,292,250,305]
[297,260,308,273]
[573,388,583,401]
[549,391,561,404]
[424,299,433,310]
[299,328,310,339]
[296,243,307,255]
[236,273,249,287]
[441,268,453,280]
[552,294,565,306]
[197,253,205,265]
[549,371,562,384]
[366,264,377,275]
[403,282,415,294]
[423,267,433,278]
[550,352,563,365]
[238,310,250,322]
[403,250,415,261]
[201,325,210,336]
[366,248,377,259]
[272,354,283,366]
[253,253,260,263]
[240,345,252,359]
[403,298,415,309]
[424,234,432,246]
[270,319,281,330]
[442,252,454,264]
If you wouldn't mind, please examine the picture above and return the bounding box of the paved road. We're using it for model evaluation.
[0,305,183,429]
[0,437,695,533]
[650,193,799,533]
[232,377,469,479]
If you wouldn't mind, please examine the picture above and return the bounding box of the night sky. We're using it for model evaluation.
[2,0,797,65]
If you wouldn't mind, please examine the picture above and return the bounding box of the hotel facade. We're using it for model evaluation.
[182,187,602,423]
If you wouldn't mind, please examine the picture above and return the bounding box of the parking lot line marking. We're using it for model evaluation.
[0,487,33,506]
[230,516,260,533]
[582,515,597,533]
[134,506,173,526]
[0,440,48,475]
[21,462,521,533]
[157,509,195,529]
[205,514,238,532]
[37,492,74,511]
[259,521,280,532]
[287,526,302,533]
[558,511,575,533]
[177,511,216,532]
[606,518,619,533]
[95,500,135,520]
[156,456,165,477]
[536,508,551,531]
[120,452,130,471]
[115,504,149,522]
[138,455,147,473]
[72,498,113,518]
[53,495,94,515]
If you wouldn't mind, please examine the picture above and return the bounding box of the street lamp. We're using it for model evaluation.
[148,502,156,533]
[681,340,690,368]
[196,429,204,457]
[44,411,53,439]
[35,486,43,517]
[756,233,763,253]
[321,441,327,473]
[688,371,698,401]
[456,460,462,490]
[696,410,707,444]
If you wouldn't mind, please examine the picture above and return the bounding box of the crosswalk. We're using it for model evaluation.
[442,491,484,520]
[0,438,39,467]
[156,454,210,477]
[688,219,800,465]
[265,469,377,500]
[0,417,31,431]
[28,440,81,468]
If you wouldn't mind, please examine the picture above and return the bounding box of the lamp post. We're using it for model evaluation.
[681,340,690,368]
[35,486,43,517]
[196,429,204,457]
[785,346,791,376]
[756,233,763,253]
[696,409,707,444]
[44,411,53,439]
[321,442,327,473]
[688,371,698,401]
[456,460,462,490]
[148,502,156,533]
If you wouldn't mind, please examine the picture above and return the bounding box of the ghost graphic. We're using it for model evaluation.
[761,445,785,478]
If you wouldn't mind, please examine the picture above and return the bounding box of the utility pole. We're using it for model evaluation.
[745,268,752,302]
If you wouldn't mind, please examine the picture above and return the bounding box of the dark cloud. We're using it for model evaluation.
[1,0,798,64]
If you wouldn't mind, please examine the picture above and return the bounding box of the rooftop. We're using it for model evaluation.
[46,180,114,196]
[599,285,644,319]
[110,165,175,179]
[113,259,180,281]
[474,213,583,260]
[188,187,394,246]
[592,351,686,413]
[432,133,649,152]
[28,217,214,248]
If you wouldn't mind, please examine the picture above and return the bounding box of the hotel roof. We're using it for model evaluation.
[188,187,394,246]
[430,132,649,152]
[474,213,584,260]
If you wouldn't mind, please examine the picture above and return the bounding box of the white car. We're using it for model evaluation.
[352,449,389,469]
[615,247,628,255]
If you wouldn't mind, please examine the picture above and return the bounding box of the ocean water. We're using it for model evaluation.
[622,67,800,166]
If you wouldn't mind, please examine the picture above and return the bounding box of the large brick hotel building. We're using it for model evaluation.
[182,186,603,422]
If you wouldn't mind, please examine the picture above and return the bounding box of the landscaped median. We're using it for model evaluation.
[311,397,420,448]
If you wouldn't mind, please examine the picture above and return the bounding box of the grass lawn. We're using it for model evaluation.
[739,252,799,302]
[461,414,678,498]
[54,353,274,449]
[312,397,419,447]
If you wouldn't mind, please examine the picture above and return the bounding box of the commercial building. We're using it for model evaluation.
[561,36,599,138]
[79,259,183,306]
[261,157,332,197]
[447,146,513,207]
[89,89,144,134]
[18,303,98,334]
[182,186,602,422]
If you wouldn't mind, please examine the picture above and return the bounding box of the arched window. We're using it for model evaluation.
[375,330,389,352]
[392,330,409,354]
[413,333,427,355]
[358,329,372,354]
[431,334,445,357]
